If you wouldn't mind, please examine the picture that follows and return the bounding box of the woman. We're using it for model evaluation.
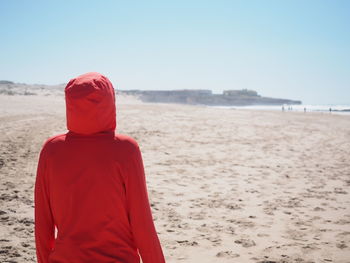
[35,72,165,263]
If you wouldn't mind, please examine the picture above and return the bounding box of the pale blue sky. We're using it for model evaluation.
[1,0,349,104]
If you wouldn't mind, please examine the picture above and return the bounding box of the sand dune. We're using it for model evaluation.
[0,94,349,262]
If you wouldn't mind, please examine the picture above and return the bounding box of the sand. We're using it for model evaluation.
[0,93,349,263]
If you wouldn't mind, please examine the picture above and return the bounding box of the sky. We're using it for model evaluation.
[0,0,349,104]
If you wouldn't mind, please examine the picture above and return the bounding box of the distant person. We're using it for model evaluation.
[304,107,306,113]
[282,105,285,111]
[35,72,165,263]
[329,107,332,113]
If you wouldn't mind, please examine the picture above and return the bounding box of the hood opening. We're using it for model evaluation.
[65,72,116,135]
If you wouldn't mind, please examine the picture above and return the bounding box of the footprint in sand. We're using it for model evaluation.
[176,240,199,246]
[234,238,256,248]
[336,241,348,249]
[216,251,240,258]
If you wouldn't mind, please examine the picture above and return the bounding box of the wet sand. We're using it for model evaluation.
[0,93,349,263]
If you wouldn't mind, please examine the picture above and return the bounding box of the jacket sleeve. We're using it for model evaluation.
[124,145,166,263]
[34,146,55,263]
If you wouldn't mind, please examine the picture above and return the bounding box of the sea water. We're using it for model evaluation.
[212,104,350,115]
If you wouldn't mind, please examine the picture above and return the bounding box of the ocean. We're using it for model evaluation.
[213,104,350,115]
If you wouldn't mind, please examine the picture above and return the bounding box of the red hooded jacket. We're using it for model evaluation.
[34,72,165,263]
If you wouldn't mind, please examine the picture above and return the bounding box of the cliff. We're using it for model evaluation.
[119,89,302,106]
[0,81,301,106]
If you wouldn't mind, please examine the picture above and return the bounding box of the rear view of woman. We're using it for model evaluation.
[35,72,165,263]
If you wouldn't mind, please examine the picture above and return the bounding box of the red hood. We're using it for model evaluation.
[65,72,116,135]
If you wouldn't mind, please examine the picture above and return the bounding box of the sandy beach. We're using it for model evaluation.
[0,92,349,263]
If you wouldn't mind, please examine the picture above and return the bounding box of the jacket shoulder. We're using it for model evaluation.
[114,134,140,154]
[40,133,67,155]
